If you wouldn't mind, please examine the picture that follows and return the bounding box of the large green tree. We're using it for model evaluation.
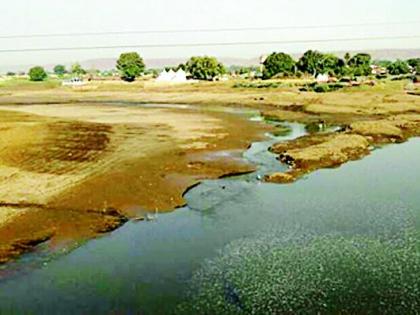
[297,50,325,76]
[348,53,372,76]
[53,64,67,76]
[407,58,420,73]
[320,54,345,76]
[387,60,410,75]
[297,50,344,77]
[116,52,145,82]
[262,52,295,79]
[185,56,225,80]
[28,66,47,81]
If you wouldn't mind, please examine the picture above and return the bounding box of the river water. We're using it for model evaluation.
[0,110,419,314]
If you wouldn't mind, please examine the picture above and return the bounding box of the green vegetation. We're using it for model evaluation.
[185,56,226,80]
[116,52,145,82]
[387,60,411,75]
[297,50,346,77]
[300,82,346,93]
[71,63,86,76]
[53,64,67,76]
[259,50,375,79]
[233,82,280,89]
[229,65,261,77]
[407,58,420,73]
[271,124,292,136]
[297,50,325,76]
[28,66,48,82]
[347,53,372,76]
[262,52,296,79]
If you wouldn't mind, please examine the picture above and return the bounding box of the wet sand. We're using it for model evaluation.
[0,104,267,263]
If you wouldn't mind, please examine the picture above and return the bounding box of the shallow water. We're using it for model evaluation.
[0,117,419,314]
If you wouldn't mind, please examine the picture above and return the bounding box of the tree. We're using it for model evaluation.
[320,54,345,76]
[297,50,325,76]
[407,58,420,73]
[185,56,225,80]
[348,53,372,76]
[262,52,295,79]
[344,52,351,65]
[53,64,67,76]
[387,60,410,75]
[116,52,145,82]
[374,60,392,68]
[28,66,47,81]
[71,63,86,76]
[297,50,344,77]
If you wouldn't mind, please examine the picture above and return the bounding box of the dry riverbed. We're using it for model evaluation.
[0,78,419,263]
[0,104,267,263]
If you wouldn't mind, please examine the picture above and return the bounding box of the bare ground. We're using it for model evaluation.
[0,103,267,263]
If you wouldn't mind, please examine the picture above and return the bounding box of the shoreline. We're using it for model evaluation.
[0,103,269,264]
[0,79,419,264]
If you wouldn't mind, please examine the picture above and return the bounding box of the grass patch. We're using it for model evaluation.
[233,82,280,89]
[272,124,292,137]
[300,82,347,93]
[0,78,61,90]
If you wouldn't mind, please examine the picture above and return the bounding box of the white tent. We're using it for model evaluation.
[156,69,187,83]
[172,69,187,82]
[156,70,170,82]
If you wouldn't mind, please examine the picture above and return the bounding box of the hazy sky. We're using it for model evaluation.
[0,0,419,67]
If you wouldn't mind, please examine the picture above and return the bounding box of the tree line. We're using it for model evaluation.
[24,51,420,82]
[262,51,420,79]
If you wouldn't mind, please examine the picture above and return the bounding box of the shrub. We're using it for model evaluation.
[314,84,330,93]
[28,66,47,81]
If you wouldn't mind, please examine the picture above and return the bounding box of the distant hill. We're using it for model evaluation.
[76,49,420,70]
[1,49,419,73]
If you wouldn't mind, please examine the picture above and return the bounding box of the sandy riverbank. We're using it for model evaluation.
[0,103,267,263]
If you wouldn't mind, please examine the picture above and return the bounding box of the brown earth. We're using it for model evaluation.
[0,104,267,264]
[263,112,420,184]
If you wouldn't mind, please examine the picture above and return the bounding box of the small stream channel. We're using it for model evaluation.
[0,107,420,314]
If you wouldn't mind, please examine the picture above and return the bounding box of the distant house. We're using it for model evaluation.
[156,69,187,83]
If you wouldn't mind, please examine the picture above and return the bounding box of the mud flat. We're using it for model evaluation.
[264,112,420,184]
[0,104,267,263]
[1,79,419,262]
